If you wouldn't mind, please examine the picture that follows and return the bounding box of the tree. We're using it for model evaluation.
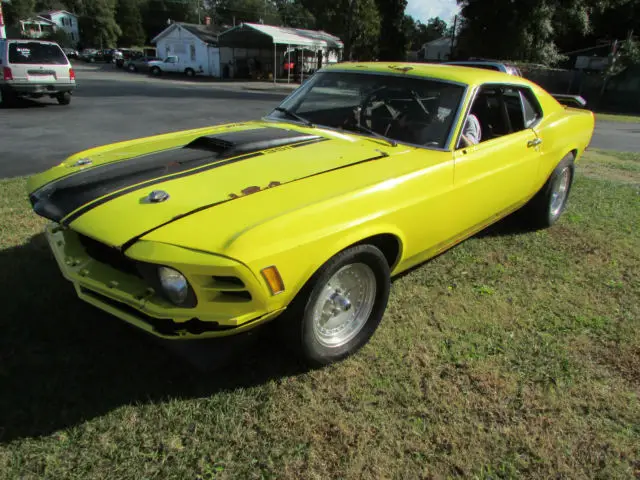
[275,0,315,28]
[43,28,74,47]
[403,15,447,51]
[300,0,381,60]
[79,0,121,48]
[35,0,68,10]
[3,0,36,25]
[116,0,145,46]
[456,0,636,65]
[375,0,407,60]
[142,0,202,42]
[210,0,282,26]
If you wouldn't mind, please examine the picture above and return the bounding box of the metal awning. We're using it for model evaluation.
[218,22,343,50]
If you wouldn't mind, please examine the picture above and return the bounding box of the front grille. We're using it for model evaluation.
[77,233,140,276]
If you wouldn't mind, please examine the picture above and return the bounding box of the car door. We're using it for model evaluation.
[163,56,179,72]
[452,84,543,231]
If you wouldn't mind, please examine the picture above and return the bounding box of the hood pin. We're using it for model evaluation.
[148,190,170,203]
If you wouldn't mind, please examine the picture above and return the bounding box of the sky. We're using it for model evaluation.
[407,0,460,24]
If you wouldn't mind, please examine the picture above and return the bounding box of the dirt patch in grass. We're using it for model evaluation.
[0,152,638,479]
[579,150,640,184]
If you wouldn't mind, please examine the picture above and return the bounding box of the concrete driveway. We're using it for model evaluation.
[1,67,637,178]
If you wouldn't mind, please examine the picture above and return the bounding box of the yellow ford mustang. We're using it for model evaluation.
[27,62,595,366]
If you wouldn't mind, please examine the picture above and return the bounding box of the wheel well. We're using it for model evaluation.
[353,234,402,269]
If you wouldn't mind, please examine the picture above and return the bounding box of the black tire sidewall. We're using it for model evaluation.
[296,245,391,366]
[524,152,575,228]
[57,92,71,105]
[186,68,195,76]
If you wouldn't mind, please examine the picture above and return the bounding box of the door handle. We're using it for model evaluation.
[527,138,542,148]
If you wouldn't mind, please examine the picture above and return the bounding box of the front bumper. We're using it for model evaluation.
[45,224,284,339]
[6,82,76,95]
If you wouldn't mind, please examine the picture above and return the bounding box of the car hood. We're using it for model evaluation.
[28,122,396,248]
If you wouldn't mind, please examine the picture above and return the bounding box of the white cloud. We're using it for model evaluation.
[406,0,459,24]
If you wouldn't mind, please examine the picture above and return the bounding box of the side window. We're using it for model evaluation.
[457,84,543,149]
[520,88,542,127]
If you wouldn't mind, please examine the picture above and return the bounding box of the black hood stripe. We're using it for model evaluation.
[60,137,328,226]
[120,152,388,252]
[30,127,326,224]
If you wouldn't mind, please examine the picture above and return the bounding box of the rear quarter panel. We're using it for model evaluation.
[531,86,595,184]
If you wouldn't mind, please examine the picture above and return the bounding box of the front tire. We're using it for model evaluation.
[185,68,195,77]
[523,152,575,228]
[279,244,391,367]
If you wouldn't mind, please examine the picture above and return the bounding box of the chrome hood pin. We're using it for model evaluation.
[148,190,170,203]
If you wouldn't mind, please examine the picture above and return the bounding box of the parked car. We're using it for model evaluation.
[147,55,202,77]
[26,62,594,366]
[125,55,160,73]
[79,48,98,62]
[115,48,143,68]
[444,60,523,76]
[0,39,75,106]
[62,47,78,59]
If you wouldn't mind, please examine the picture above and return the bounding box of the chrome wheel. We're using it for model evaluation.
[549,166,570,217]
[311,263,377,348]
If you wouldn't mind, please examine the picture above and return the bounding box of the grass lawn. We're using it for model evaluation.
[0,150,638,479]
[595,112,640,123]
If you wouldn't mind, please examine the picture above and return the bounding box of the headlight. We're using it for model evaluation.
[157,266,189,305]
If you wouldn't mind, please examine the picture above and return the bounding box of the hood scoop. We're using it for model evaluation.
[185,127,320,156]
[30,126,323,224]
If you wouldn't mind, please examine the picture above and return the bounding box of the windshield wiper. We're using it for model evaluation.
[273,107,315,127]
[346,123,397,147]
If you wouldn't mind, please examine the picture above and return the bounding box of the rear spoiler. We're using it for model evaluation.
[550,93,587,108]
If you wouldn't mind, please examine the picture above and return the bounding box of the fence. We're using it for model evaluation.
[521,65,640,113]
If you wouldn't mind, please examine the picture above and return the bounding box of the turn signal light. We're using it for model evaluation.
[3,67,13,81]
[69,68,75,81]
[261,266,285,295]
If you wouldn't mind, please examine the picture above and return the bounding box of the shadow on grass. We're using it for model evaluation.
[0,233,307,443]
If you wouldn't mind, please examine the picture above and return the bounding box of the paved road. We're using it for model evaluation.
[0,70,287,178]
[1,68,638,178]
[590,120,640,153]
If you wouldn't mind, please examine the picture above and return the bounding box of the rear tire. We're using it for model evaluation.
[1,88,17,107]
[185,68,195,77]
[150,66,161,76]
[277,244,391,367]
[56,92,71,105]
[522,152,575,228]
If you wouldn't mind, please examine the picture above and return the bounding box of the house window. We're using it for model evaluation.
[71,32,75,41]
[190,44,196,61]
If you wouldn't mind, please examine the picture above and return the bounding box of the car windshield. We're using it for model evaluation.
[8,42,67,65]
[270,71,465,149]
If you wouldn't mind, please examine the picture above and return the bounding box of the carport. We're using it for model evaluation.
[218,22,343,83]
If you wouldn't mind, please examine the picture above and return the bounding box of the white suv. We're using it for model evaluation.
[0,39,76,106]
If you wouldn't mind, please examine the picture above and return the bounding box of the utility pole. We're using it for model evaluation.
[449,15,458,60]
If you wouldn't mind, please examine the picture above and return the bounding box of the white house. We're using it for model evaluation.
[19,10,80,45]
[40,10,80,44]
[420,36,457,61]
[151,22,221,77]
[19,16,57,39]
